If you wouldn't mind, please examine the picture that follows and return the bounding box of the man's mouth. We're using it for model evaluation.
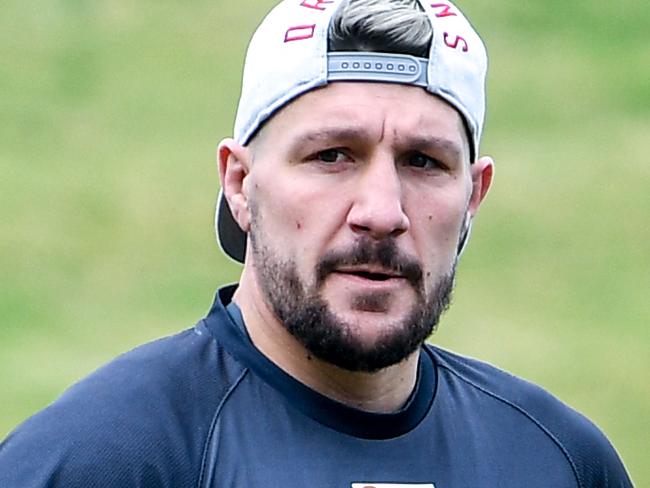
[350,271,394,282]
[334,267,402,282]
[315,238,424,289]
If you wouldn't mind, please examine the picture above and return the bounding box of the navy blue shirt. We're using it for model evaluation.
[0,285,633,487]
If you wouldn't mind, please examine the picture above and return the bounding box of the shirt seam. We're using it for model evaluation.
[196,363,249,488]
[437,361,583,488]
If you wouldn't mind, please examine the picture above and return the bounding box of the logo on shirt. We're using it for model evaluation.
[351,484,435,488]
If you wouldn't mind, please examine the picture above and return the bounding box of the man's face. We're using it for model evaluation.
[239,82,484,371]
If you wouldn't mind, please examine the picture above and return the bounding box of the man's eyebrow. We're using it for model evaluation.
[399,135,464,162]
[284,127,372,156]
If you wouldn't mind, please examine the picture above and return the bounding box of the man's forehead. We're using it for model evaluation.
[251,82,469,160]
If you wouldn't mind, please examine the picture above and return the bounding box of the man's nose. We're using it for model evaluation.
[346,157,410,240]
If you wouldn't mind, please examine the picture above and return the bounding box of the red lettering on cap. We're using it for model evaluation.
[300,0,334,10]
[430,3,457,18]
[443,32,469,52]
[284,24,316,42]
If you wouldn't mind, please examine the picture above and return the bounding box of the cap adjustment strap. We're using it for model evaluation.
[328,52,428,87]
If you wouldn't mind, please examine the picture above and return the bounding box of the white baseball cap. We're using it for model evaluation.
[217,0,488,263]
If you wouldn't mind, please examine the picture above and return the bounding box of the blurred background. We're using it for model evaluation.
[1,0,648,483]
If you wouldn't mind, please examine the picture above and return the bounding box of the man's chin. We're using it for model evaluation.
[323,282,416,316]
[277,297,423,372]
[329,307,416,338]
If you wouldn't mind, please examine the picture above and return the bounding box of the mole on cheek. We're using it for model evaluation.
[296,221,302,230]
[428,215,433,221]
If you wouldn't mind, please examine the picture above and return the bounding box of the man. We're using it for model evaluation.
[0,0,633,486]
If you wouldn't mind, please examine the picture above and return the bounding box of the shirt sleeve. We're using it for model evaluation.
[0,329,218,488]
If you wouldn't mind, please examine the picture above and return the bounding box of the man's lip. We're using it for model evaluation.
[329,270,407,288]
[332,267,403,279]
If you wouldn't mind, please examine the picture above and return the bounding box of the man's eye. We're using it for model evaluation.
[315,149,345,163]
[407,152,445,170]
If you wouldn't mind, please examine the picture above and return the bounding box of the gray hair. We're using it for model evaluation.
[328,0,433,58]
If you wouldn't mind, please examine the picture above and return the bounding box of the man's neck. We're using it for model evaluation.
[232,269,420,414]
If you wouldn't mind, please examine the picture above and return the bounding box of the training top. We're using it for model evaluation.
[0,285,633,487]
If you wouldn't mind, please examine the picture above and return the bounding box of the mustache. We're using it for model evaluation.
[315,238,423,289]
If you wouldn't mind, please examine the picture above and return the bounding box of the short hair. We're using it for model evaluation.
[328,0,433,58]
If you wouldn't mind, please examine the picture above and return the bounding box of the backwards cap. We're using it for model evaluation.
[217,0,488,263]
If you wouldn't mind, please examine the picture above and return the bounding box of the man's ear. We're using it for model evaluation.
[467,155,494,217]
[218,138,253,232]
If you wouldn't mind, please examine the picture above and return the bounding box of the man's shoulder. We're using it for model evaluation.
[53,320,244,416]
[426,345,633,487]
[428,345,569,410]
[70,320,243,399]
[0,319,247,488]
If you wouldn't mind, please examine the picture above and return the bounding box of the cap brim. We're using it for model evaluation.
[216,190,247,263]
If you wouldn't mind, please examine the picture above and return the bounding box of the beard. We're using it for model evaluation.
[248,214,455,373]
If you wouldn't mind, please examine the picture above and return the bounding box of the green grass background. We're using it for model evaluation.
[1,0,648,483]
